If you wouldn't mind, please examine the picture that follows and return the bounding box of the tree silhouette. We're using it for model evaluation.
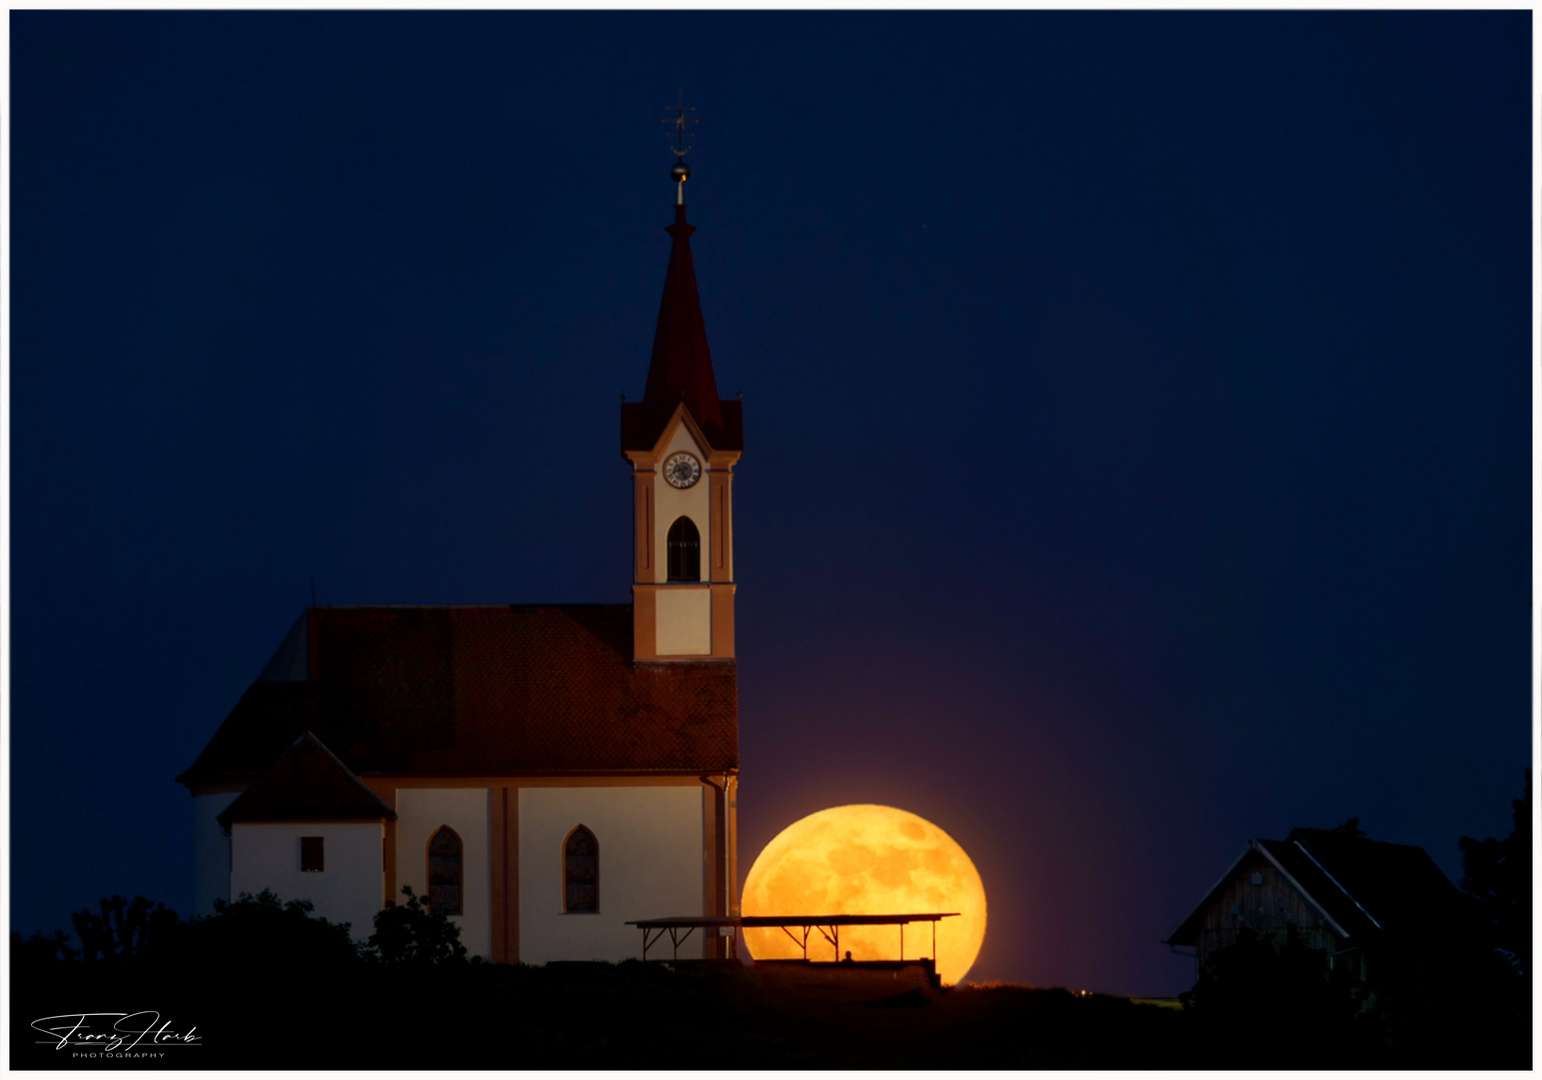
[1447,771,1532,1068]
[1459,770,1531,976]
[70,894,181,962]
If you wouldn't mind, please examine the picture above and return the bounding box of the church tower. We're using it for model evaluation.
[180,104,741,966]
[620,151,742,662]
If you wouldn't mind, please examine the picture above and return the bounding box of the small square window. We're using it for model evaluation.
[300,836,325,872]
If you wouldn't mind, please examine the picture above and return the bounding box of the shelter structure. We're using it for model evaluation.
[628,912,959,964]
[1164,827,1472,988]
[177,160,743,964]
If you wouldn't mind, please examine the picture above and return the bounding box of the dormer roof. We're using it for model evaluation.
[216,731,396,828]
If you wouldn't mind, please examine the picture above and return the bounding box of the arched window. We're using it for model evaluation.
[564,826,599,913]
[427,826,463,916]
[667,517,700,582]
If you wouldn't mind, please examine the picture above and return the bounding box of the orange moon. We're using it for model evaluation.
[740,805,987,985]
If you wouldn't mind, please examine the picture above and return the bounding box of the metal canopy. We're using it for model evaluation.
[626,913,961,962]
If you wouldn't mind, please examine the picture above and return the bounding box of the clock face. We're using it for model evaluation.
[663,452,702,489]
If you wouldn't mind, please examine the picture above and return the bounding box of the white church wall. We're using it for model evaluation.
[519,785,704,964]
[230,822,383,942]
[656,589,712,654]
[191,791,240,916]
[653,422,711,581]
[393,787,492,961]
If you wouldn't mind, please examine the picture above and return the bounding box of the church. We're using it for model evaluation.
[175,161,742,965]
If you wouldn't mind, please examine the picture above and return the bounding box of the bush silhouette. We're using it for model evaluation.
[1185,927,1372,1066]
[366,884,470,965]
[10,928,78,967]
[182,889,360,969]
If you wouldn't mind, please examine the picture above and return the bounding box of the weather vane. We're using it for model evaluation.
[663,91,697,206]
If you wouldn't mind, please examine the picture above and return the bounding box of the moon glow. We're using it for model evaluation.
[741,805,987,985]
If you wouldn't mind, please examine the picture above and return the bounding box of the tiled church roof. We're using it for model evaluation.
[218,732,397,827]
[177,604,738,789]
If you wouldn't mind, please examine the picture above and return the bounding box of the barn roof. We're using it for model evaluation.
[217,732,396,828]
[1279,827,1467,936]
[1164,829,1466,947]
[177,604,738,789]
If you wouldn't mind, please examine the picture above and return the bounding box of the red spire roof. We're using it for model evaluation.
[621,205,742,453]
[646,205,723,429]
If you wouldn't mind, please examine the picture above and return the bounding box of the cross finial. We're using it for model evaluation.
[663,91,697,206]
[664,90,696,159]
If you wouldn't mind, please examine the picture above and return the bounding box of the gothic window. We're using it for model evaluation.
[300,836,324,872]
[667,517,700,582]
[564,826,599,913]
[428,827,463,916]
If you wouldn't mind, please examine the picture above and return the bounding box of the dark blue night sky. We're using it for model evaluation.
[10,11,1531,995]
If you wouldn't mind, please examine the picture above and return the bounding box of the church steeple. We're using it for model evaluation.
[644,206,724,433]
[621,121,741,663]
[621,200,742,456]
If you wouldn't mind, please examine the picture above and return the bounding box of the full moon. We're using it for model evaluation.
[741,805,987,985]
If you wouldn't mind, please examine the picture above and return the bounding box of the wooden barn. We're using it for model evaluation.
[1164,827,1472,989]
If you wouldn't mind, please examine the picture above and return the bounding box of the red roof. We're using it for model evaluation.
[218,732,397,827]
[177,604,738,788]
[621,205,743,454]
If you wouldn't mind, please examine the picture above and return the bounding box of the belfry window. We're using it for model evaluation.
[564,826,599,913]
[667,517,700,582]
[428,827,463,916]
